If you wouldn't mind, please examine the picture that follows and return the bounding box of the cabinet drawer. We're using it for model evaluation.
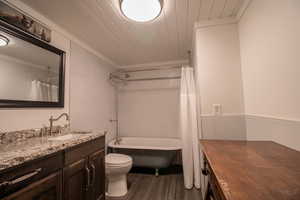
[3,171,62,200]
[209,175,223,200]
[65,137,105,165]
[207,164,225,200]
[0,152,63,198]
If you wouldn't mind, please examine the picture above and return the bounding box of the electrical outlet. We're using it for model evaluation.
[213,104,222,116]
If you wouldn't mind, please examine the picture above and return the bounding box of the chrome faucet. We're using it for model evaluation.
[49,113,70,135]
[114,137,122,145]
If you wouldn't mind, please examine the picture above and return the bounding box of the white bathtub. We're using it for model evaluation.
[108,137,182,169]
[108,137,182,150]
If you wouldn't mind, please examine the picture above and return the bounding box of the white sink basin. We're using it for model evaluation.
[48,132,92,141]
[48,134,75,141]
[47,130,93,141]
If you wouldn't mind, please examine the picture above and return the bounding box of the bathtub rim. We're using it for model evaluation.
[108,137,182,151]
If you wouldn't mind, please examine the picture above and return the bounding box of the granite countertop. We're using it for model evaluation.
[0,131,105,171]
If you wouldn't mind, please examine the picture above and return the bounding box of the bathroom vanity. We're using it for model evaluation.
[0,131,105,200]
[200,140,300,200]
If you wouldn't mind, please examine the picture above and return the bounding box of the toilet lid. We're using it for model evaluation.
[105,153,132,165]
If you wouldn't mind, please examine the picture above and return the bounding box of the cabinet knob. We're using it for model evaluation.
[201,168,209,176]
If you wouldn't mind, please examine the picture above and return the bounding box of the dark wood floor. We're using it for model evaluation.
[107,173,203,200]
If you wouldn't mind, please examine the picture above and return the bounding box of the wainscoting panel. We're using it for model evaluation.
[200,114,246,140]
[246,115,300,151]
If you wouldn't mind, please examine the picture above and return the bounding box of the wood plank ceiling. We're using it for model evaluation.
[20,0,246,67]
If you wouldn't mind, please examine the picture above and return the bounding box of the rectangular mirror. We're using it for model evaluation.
[0,22,65,108]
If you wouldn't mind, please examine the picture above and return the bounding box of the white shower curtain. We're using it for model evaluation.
[30,80,42,101]
[30,80,58,101]
[180,66,201,189]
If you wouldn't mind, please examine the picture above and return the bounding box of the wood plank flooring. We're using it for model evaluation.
[107,173,203,200]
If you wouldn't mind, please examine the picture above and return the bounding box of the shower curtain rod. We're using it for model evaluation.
[126,76,181,82]
[118,65,182,73]
[111,66,195,82]
[109,73,181,82]
[118,51,192,73]
[118,65,193,73]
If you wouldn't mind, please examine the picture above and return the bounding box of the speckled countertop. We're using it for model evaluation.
[0,131,105,172]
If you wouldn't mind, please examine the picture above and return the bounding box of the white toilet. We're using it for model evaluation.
[105,153,133,197]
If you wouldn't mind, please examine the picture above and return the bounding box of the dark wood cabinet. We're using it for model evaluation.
[3,171,62,200]
[88,150,105,200]
[64,137,105,200]
[63,151,105,200]
[202,154,224,200]
[63,159,89,200]
[0,136,105,200]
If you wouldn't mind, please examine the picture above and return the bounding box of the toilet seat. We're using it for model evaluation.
[105,153,132,167]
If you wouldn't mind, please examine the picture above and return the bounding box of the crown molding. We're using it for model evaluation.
[194,17,238,29]
[5,0,117,68]
[119,59,189,69]
[236,0,252,21]
[194,0,253,30]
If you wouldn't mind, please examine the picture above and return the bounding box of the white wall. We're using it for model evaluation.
[118,69,181,138]
[239,0,300,120]
[70,42,116,142]
[194,23,246,199]
[194,23,246,140]
[239,0,300,150]
[0,56,50,101]
[0,1,115,136]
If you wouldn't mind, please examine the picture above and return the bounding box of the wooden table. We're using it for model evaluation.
[200,140,300,200]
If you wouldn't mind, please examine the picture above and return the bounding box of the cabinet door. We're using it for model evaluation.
[63,159,89,200]
[3,171,62,200]
[89,150,105,200]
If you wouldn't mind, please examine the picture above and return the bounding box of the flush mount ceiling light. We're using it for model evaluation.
[0,35,9,47]
[120,0,163,22]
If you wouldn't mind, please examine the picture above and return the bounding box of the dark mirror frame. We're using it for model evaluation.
[0,21,65,108]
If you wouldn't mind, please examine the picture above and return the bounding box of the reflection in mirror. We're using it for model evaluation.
[0,29,61,103]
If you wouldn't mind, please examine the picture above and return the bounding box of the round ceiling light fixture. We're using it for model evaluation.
[120,0,163,22]
[0,35,9,47]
